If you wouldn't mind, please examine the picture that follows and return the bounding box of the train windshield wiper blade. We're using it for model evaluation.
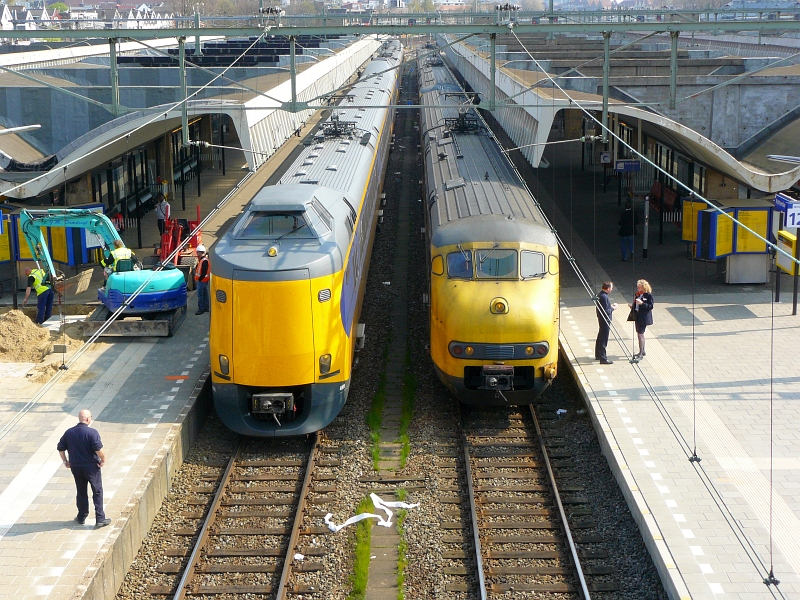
[479,243,499,263]
[274,222,308,242]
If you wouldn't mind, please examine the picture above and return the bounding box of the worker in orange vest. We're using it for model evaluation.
[194,245,210,315]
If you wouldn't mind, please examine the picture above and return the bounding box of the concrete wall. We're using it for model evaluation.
[35,65,285,87]
[0,85,190,155]
[617,76,800,154]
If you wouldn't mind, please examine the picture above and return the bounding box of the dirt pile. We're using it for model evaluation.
[27,362,60,383]
[0,310,51,363]
[54,321,87,351]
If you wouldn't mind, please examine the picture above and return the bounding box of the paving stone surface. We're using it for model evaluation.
[0,134,311,599]
[530,139,800,599]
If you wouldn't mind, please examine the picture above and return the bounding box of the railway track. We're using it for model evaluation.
[442,402,620,598]
[147,433,338,598]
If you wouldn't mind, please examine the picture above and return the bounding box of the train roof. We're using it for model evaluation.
[212,40,402,281]
[277,40,401,198]
[419,63,557,249]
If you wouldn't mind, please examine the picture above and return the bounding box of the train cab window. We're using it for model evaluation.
[447,251,472,279]
[521,251,546,279]
[476,248,517,279]
[236,211,316,240]
[305,204,331,237]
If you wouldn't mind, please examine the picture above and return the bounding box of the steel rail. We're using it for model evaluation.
[460,406,488,600]
[528,405,592,600]
[173,437,243,600]
[276,432,320,600]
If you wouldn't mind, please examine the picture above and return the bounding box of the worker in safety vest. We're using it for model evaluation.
[101,239,135,281]
[194,244,210,315]
[22,267,55,325]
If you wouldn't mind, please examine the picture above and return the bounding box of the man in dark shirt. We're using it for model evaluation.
[57,410,111,528]
[617,200,640,261]
[595,281,618,365]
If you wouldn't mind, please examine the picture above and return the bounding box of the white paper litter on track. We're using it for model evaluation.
[324,493,420,532]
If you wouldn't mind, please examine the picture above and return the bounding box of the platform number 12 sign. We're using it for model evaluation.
[787,203,800,227]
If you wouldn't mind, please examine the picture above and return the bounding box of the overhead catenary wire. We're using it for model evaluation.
[497,30,788,595]
[0,32,269,201]
[499,28,800,269]
[0,165,256,443]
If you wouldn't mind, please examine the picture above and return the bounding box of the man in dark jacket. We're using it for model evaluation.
[57,410,111,528]
[595,281,617,364]
[618,200,640,261]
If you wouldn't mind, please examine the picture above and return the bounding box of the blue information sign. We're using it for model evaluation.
[614,159,641,173]
[0,210,3,236]
[775,192,800,227]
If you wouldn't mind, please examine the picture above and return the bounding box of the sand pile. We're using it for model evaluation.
[54,321,87,351]
[27,362,60,383]
[0,310,51,363]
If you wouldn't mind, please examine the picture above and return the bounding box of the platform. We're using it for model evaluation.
[0,110,328,600]
[535,139,800,599]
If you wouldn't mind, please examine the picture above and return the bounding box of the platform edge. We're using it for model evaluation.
[558,335,692,600]
[79,367,212,600]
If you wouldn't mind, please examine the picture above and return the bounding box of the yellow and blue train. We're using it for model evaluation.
[210,40,402,436]
[419,57,560,405]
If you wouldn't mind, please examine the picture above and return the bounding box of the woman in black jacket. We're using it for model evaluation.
[628,279,654,359]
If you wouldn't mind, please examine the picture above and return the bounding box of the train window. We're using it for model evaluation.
[447,251,472,279]
[521,251,546,279]
[476,248,517,279]
[236,211,315,240]
[311,199,333,231]
[305,205,331,237]
[431,255,444,276]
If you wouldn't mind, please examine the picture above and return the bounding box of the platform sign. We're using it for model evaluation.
[734,208,770,253]
[600,151,611,164]
[696,208,734,260]
[775,193,800,227]
[614,159,640,173]
[15,217,32,260]
[777,230,797,276]
[0,215,9,262]
[682,200,707,242]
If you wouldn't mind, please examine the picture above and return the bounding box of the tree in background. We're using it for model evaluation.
[408,0,436,11]
[48,1,69,15]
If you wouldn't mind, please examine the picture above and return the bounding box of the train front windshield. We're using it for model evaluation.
[237,211,315,239]
[445,248,546,280]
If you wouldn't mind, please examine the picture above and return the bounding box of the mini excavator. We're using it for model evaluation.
[19,208,188,336]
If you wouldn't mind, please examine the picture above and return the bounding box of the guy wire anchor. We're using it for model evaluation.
[763,569,780,587]
[53,343,69,370]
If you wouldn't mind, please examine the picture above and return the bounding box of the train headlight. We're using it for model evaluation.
[465,346,474,356]
[320,354,332,374]
[452,345,463,356]
[525,346,534,356]
[537,345,548,356]
[268,246,278,257]
[219,355,229,375]
[490,297,509,314]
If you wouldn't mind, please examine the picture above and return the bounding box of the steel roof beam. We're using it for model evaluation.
[2,20,800,40]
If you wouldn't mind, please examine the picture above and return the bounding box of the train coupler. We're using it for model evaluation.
[480,365,514,391]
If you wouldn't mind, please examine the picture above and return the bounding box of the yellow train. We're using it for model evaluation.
[209,41,401,436]
[419,57,560,405]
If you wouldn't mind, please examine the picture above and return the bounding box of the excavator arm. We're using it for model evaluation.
[20,208,124,282]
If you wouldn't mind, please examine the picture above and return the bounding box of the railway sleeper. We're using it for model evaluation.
[194,562,323,573]
[163,547,327,558]
[491,581,621,593]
